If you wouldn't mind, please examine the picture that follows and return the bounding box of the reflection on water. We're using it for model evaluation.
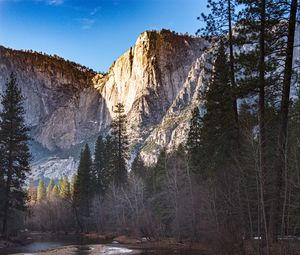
[0,234,106,255]
[0,241,68,254]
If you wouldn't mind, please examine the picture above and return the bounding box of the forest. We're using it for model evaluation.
[0,0,299,255]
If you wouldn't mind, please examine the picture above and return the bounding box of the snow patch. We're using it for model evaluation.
[30,157,78,181]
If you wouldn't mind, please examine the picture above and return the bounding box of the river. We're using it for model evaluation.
[0,235,206,255]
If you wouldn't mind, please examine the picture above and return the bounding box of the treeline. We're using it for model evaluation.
[188,0,299,254]
[1,46,96,75]
[27,103,130,232]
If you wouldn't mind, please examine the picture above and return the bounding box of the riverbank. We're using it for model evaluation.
[0,232,209,255]
[8,244,140,255]
[3,232,299,255]
[113,235,208,252]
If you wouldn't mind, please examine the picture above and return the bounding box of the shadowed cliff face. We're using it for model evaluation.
[0,46,109,153]
[0,30,208,180]
[0,46,95,126]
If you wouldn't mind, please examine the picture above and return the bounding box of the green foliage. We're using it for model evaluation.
[145,149,171,233]
[186,106,202,174]
[235,0,289,99]
[52,185,60,197]
[37,178,47,203]
[93,135,112,196]
[47,178,55,198]
[131,154,146,179]
[59,176,71,199]
[57,177,63,193]
[0,73,31,236]
[146,149,167,198]
[187,43,237,179]
[198,0,236,38]
[70,174,77,198]
[110,103,129,185]
[73,144,92,215]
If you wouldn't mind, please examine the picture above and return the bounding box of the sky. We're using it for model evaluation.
[0,0,207,72]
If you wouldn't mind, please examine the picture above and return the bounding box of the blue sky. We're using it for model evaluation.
[0,0,207,72]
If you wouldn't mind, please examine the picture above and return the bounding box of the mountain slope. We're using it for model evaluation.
[0,30,206,180]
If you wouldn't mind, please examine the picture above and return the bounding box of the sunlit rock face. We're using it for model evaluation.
[140,53,211,166]
[94,30,206,143]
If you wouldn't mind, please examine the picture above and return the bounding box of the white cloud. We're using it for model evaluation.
[90,6,101,16]
[32,0,64,5]
[47,0,64,5]
[78,18,95,30]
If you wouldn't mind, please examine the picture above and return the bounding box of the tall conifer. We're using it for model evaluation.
[73,144,92,216]
[0,73,31,237]
[110,103,129,185]
[37,178,47,203]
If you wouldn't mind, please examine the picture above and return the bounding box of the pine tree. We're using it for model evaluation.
[110,103,129,185]
[236,1,294,246]
[131,154,146,179]
[147,149,171,234]
[57,177,63,193]
[52,185,60,197]
[269,0,299,242]
[196,42,237,179]
[0,73,31,237]
[59,176,71,199]
[186,106,202,174]
[100,134,115,192]
[47,178,55,198]
[199,0,239,125]
[73,144,92,215]
[93,135,110,195]
[70,174,77,198]
[145,150,167,202]
[0,165,4,221]
[37,178,47,203]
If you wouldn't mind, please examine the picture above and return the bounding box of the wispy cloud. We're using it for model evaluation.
[31,0,64,5]
[78,18,95,30]
[90,6,101,16]
[76,5,101,30]
[47,0,64,5]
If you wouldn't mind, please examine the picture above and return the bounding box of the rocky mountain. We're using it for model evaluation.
[0,29,207,181]
[0,27,299,181]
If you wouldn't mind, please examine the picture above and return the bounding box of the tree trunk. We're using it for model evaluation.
[227,0,239,125]
[258,1,270,253]
[2,145,13,238]
[2,179,10,238]
[268,0,298,243]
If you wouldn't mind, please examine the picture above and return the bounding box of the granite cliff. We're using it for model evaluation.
[0,29,209,181]
[6,26,299,181]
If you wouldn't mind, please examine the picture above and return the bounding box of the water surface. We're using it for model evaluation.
[0,236,206,255]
